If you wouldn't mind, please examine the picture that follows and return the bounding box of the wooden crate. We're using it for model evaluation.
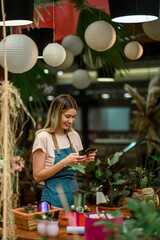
[13,205,63,231]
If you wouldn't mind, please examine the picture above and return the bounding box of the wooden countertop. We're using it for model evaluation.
[0,219,84,240]
[0,206,97,239]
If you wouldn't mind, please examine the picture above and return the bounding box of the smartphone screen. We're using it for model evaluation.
[79,148,96,156]
[83,148,96,155]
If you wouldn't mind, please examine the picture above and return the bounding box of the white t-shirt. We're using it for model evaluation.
[32,130,83,168]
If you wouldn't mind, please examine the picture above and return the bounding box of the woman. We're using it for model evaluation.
[32,94,96,208]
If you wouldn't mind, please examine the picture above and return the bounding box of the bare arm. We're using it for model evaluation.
[33,148,86,183]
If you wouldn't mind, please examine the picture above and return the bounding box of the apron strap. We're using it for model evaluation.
[67,134,74,153]
[52,132,74,155]
[52,133,61,155]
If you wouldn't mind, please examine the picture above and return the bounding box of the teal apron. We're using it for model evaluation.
[41,133,79,208]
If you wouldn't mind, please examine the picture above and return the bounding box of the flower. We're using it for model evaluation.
[11,155,25,173]
[34,211,51,221]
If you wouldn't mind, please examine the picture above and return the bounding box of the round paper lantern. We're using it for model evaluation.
[61,35,83,56]
[0,34,38,73]
[142,19,160,41]
[43,43,66,67]
[84,20,116,52]
[56,48,74,70]
[72,69,91,89]
[124,41,143,60]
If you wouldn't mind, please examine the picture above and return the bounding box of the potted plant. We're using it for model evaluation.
[130,166,160,191]
[129,156,160,207]
[69,152,133,214]
[94,198,160,240]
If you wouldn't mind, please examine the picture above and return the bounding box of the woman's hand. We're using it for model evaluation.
[62,153,86,166]
[83,150,97,165]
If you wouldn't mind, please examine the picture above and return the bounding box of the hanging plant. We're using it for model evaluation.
[9,60,55,113]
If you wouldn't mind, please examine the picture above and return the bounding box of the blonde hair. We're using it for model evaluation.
[36,94,78,134]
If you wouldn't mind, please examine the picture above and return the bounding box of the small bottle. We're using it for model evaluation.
[52,210,60,221]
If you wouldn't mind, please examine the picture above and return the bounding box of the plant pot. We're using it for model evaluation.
[85,212,123,240]
[46,220,59,238]
[134,188,142,194]
[74,191,86,212]
[97,204,132,218]
[37,220,47,236]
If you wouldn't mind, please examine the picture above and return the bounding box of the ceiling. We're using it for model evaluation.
[1,0,160,101]
[36,1,160,99]
[37,1,160,82]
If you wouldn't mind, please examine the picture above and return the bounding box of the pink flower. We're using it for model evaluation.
[11,155,25,173]
[12,157,17,162]
[16,156,21,162]
[17,166,22,172]
[20,162,24,168]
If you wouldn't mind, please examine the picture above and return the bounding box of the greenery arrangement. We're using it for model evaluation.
[124,81,160,164]
[7,0,132,111]
[94,198,160,240]
[76,4,131,76]
[9,60,55,113]
[130,166,160,190]
[69,152,133,207]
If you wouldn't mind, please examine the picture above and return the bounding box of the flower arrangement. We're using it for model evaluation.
[34,210,59,221]
[11,155,25,173]
[10,150,26,198]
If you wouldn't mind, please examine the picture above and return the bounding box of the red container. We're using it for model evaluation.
[85,212,123,240]
[68,211,79,226]
[78,213,85,226]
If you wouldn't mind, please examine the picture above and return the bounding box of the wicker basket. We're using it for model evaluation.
[13,205,63,231]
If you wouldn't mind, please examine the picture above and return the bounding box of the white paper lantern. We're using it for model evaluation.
[84,20,116,52]
[56,48,74,70]
[43,43,66,67]
[0,34,38,73]
[142,19,160,41]
[72,69,91,89]
[61,35,83,56]
[124,41,143,60]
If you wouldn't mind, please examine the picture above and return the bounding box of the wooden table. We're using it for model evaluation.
[0,219,84,240]
[0,206,97,239]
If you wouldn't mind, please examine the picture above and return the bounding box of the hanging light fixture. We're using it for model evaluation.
[0,34,38,73]
[0,0,34,26]
[61,35,83,56]
[43,43,66,67]
[124,41,143,60]
[72,69,91,89]
[42,0,66,67]
[142,18,160,41]
[108,0,159,23]
[85,20,116,52]
[56,47,74,70]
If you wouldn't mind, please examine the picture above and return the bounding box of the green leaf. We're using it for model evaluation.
[33,214,43,219]
[114,179,125,185]
[9,60,55,113]
[95,168,106,181]
[85,161,95,172]
[107,152,120,166]
[125,198,139,211]
[34,4,45,22]
[149,155,160,163]
[70,0,90,11]
[68,164,85,174]
[93,220,108,226]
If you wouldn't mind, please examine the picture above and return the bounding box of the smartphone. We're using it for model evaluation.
[83,148,96,155]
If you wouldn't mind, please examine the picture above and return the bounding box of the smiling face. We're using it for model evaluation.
[59,108,77,131]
